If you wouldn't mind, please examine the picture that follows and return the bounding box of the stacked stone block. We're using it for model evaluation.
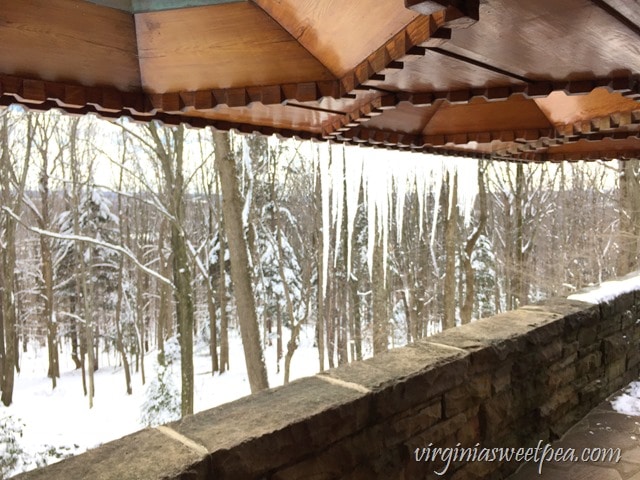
[14,290,640,480]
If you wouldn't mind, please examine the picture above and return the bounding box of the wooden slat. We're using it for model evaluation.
[136,2,335,93]
[294,90,382,115]
[592,0,640,38]
[442,0,640,82]
[543,137,640,160]
[0,0,140,91]
[254,0,419,77]
[0,96,328,141]
[359,101,445,135]
[183,104,336,134]
[534,89,640,126]
[380,48,526,93]
[422,96,553,135]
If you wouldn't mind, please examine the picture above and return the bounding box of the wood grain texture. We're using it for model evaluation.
[380,48,525,93]
[182,103,335,134]
[594,0,640,36]
[422,96,552,135]
[0,0,140,91]
[442,0,640,82]
[0,74,149,114]
[0,95,329,141]
[359,101,446,135]
[254,0,419,77]
[534,89,640,126]
[136,2,335,93]
[538,137,640,161]
[295,90,382,115]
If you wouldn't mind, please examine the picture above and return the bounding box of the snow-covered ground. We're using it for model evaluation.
[1,326,322,477]
[568,271,640,304]
[612,382,640,416]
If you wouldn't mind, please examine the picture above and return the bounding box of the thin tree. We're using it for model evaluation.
[146,122,196,416]
[212,129,268,393]
[460,161,488,324]
[0,109,32,406]
[442,170,458,330]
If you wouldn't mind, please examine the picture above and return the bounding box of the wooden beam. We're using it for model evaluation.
[0,95,328,142]
[254,0,420,78]
[136,3,334,93]
[404,0,479,26]
[0,0,140,91]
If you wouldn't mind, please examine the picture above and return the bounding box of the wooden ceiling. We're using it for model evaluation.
[1,0,639,161]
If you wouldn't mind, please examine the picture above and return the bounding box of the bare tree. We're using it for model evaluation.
[212,129,268,393]
[442,170,458,330]
[146,122,196,416]
[460,161,488,324]
[0,109,32,406]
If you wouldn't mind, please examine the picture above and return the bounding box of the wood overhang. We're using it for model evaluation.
[1,0,640,161]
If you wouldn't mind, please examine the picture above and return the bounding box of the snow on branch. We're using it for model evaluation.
[3,206,174,289]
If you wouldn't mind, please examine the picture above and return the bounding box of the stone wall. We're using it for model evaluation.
[14,291,640,480]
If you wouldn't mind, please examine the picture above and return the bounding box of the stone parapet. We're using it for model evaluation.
[13,290,640,480]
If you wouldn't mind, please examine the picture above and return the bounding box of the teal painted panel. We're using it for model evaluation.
[84,0,244,13]
[132,0,245,13]
[85,0,132,12]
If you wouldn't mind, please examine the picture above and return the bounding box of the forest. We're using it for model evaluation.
[0,106,639,474]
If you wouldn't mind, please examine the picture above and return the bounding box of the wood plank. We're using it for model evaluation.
[546,137,640,158]
[359,101,446,135]
[183,104,335,134]
[443,0,640,82]
[254,0,419,77]
[0,0,140,91]
[294,90,383,116]
[534,89,640,126]
[380,48,526,93]
[594,0,640,37]
[136,3,335,94]
[422,96,552,135]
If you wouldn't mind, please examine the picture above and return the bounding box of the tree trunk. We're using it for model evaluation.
[218,213,229,373]
[326,281,335,369]
[0,269,4,388]
[617,160,640,275]
[207,202,219,375]
[171,219,195,416]
[146,122,196,416]
[134,236,146,385]
[115,255,133,395]
[115,172,132,395]
[0,112,32,406]
[213,129,268,393]
[372,228,388,355]
[461,162,487,324]
[443,171,458,330]
[514,163,527,307]
[314,162,326,372]
[276,305,283,373]
[0,219,17,406]
[157,219,170,366]
[79,247,96,408]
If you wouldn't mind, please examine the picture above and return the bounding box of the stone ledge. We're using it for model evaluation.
[12,284,640,480]
[172,375,369,479]
[11,428,209,480]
